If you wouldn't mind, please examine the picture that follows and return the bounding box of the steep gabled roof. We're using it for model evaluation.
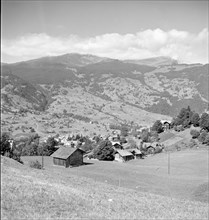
[116,149,133,157]
[50,146,85,159]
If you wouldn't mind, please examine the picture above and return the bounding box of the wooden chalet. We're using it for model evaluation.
[127,148,143,159]
[50,146,85,168]
[111,141,123,149]
[114,149,134,162]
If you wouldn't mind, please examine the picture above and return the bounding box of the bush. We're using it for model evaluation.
[12,149,24,164]
[29,160,42,169]
[189,139,198,148]
[175,144,181,151]
[190,129,200,139]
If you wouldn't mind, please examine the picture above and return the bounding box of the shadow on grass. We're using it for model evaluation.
[70,162,94,168]
[83,162,94,166]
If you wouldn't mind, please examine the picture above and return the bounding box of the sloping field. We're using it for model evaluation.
[1,155,208,220]
[22,149,209,202]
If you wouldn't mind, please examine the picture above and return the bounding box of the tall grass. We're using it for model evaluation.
[1,156,208,220]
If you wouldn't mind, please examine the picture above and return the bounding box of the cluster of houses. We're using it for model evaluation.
[50,145,146,168]
[50,131,164,168]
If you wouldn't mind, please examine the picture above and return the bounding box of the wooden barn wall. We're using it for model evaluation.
[53,157,66,167]
[69,150,83,166]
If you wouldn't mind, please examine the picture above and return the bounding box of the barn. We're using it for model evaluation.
[50,146,85,168]
[114,149,134,162]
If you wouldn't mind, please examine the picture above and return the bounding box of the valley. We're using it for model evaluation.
[1,54,208,138]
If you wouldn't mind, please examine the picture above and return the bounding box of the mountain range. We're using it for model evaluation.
[1,53,208,135]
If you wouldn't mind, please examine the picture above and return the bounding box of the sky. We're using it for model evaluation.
[1,0,209,64]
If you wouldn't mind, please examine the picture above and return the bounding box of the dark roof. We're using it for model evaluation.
[50,146,85,159]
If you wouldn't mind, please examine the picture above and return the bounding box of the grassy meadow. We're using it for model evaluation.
[1,148,208,219]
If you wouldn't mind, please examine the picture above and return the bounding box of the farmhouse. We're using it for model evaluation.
[50,146,85,168]
[161,120,172,130]
[127,148,143,159]
[114,149,134,162]
[111,141,123,149]
[142,142,164,154]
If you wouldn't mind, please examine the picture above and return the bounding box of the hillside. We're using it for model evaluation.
[1,53,208,136]
[1,155,208,219]
[1,68,47,112]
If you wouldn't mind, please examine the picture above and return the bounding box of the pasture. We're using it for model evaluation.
[22,148,209,203]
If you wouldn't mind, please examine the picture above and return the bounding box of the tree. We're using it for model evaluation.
[151,120,163,133]
[149,131,159,142]
[204,133,209,146]
[183,118,191,128]
[191,113,200,127]
[93,140,114,161]
[121,126,129,137]
[199,113,209,131]
[198,130,208,144]
[0,132,11,155]
[0,133,23,164]
[45,137,58,155]
[173,106,193,127]
[141,130,150,142]
[190,129,200,139]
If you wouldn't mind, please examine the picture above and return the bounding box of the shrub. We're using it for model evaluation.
[189,139,198,148]
[175,144,181,151]
[12,149,24,164]
[29,160,42,169]
[190,129,200,139]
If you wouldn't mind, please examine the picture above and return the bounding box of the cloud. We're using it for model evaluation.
[1,28,208,64]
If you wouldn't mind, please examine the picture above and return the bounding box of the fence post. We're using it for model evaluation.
[168,152,170,175]
[42,148,44,169]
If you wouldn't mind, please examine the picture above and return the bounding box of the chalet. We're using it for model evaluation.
[161,120,172,130]
[50,146,85,168]
[111,141,123,149]
[127,148,143,159]
[141,142,164,154]
[114,149,134,162]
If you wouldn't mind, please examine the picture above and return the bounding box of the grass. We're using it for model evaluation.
[1,155,208,220]
[21,149,209,203]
